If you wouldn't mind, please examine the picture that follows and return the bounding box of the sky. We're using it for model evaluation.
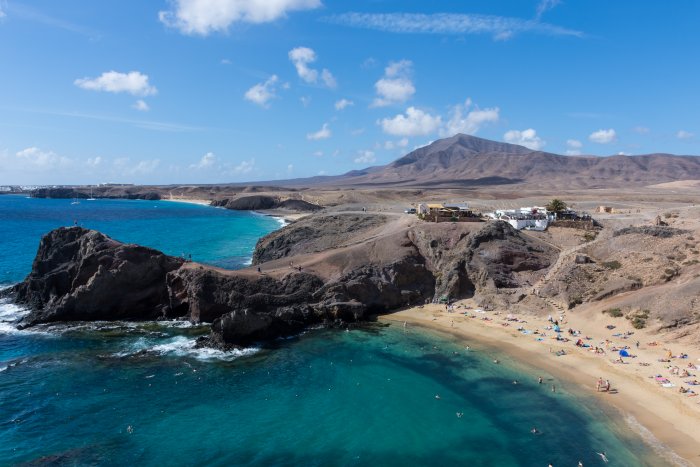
[0,0,699,185]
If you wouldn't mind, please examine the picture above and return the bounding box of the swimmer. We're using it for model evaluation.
[596,452,609,463]
[538,376,543,384]
[578,462,583,467]
[456,412,463,418]
[530,427,539,434]
[551,384,556,393]
[435,394,441,400]
[512,380,518,385]
[127,425,134,434]
[493,359,499,364]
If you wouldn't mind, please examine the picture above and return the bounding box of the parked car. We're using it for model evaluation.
[404,208,417,214]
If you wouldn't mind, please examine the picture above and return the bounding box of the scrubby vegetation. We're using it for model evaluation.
[603,308,624,317]
[602,260,622,270]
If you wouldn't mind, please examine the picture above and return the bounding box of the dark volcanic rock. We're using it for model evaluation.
[253,213,387,264]
[613,225,690,238]
[9,227,183,325]
[212,195,322,212]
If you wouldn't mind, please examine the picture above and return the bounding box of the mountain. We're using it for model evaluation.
[326,134,700,189]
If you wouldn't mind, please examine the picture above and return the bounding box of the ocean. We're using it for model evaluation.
[0,195,670,466]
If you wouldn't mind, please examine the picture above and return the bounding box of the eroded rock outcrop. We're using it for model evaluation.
[8,216,555,346]
[211,195,322,212]
[7,227,183,325]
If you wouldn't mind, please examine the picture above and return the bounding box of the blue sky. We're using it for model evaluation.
[0,0,699,185]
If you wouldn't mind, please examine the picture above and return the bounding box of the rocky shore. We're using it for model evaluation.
[2,214,556,347]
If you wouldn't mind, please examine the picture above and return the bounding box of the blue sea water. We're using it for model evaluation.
[0,195,672,466]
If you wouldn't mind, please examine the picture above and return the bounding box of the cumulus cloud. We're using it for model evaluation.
[503,128,546,150]
[565,139,582,155]
[335,98,354,110]
[440,98,499,137]
[372,60,415,107]
[307,122,331,140]
[113,157,160,175]
[74,71,157,96]
[354,150,376,164]
[379,107,441,136]
[384,138,409,150]
[677,130,694,139]
[132,100,150,112]
[159,0,322,35]
[15,147,73,170]
[323,12,582,40]
[288,46,336,88]
[231,158,254,174]
[244,75,279,107]
[589,128,616,144]
[190,152,217,169]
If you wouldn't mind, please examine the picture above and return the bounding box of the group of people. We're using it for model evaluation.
[596,377,612,392]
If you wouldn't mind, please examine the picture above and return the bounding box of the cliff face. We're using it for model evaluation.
[10,227,183,325]
[7,216,555,346]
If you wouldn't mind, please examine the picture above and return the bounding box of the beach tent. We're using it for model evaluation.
[553,325,560,332]
[619,349,630,357]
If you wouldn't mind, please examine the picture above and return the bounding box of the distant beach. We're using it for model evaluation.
[383,303,700,466]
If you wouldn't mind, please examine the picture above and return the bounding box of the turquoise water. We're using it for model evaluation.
[0,195,282,285]
[0,196,669,466]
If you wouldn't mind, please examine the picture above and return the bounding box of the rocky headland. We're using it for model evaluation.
[2,213,556,347]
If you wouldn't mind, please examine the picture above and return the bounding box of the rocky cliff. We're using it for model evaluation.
[8,227,183,325]
[211,195,322,212]
[6,215,555,346]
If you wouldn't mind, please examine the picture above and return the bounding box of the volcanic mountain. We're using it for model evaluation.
[326,134,700,189]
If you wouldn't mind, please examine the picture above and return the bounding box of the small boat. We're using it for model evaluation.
[71,197,80,205]
[87,187,96,201]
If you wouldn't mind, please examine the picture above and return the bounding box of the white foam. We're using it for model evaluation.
[115,336,258,362]
[624,414,692,467]
[0,301,30,322]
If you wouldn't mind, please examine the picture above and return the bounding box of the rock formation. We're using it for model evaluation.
[6,215,556,346]
[211,195,322,212]
[7,227,183,325]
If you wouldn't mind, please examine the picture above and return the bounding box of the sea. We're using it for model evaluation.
[0,195,675,466]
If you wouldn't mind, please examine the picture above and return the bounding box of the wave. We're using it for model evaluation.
[624,414,692,467]
[114,336,258,362]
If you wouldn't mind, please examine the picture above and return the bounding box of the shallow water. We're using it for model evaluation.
[0,196,671,466]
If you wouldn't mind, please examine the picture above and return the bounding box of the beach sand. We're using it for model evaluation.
[381,303,700,466]
[162,198,212,206]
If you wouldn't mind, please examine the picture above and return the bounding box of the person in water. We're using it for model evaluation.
[597,451,609,463]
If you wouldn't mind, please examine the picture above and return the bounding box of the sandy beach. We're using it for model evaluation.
[162,197,213,206]
[382,303,700,466]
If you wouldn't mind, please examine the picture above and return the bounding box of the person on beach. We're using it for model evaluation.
[538,376,543,384]
[551,384,556,393]
[596,377,602,392]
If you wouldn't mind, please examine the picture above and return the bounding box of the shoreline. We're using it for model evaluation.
[161,197,212,206]
[380,305,700,466]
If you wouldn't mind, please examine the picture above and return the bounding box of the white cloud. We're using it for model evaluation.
[677,130,694,139]
[535,0,561,19]
[354,150,376,164]
[74,71,157,96]
[244,75,279,107]
[190,152,217,169]
[312,150,324,157]
[87,156,102,167]
[380,107,442,137]
[633,126,650,134]
[132,100,150,112]
[440,98,499,137]
[503,128,546,150]
[0,6,5,18]
[372,60,415,107]
[307,122,331,140]
[300,96,311,107]
[287,164,294,173]
[589,128,616,144]
[335,98,354,110]
[288,46,336,88]
[323,12,582,40]
[384,138,409,150]
[231,158,254,174]
[565,139,582,155]
[15,147,73,170]
[220,58,232,65]
[113,157,160,176]
[159,0,322,35]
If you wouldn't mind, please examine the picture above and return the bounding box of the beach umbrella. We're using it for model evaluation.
[619,349,630,357]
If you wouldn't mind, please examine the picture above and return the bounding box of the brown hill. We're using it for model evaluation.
[327,134,700,189]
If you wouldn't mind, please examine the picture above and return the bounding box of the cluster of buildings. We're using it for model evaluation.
[408,202,591,231]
